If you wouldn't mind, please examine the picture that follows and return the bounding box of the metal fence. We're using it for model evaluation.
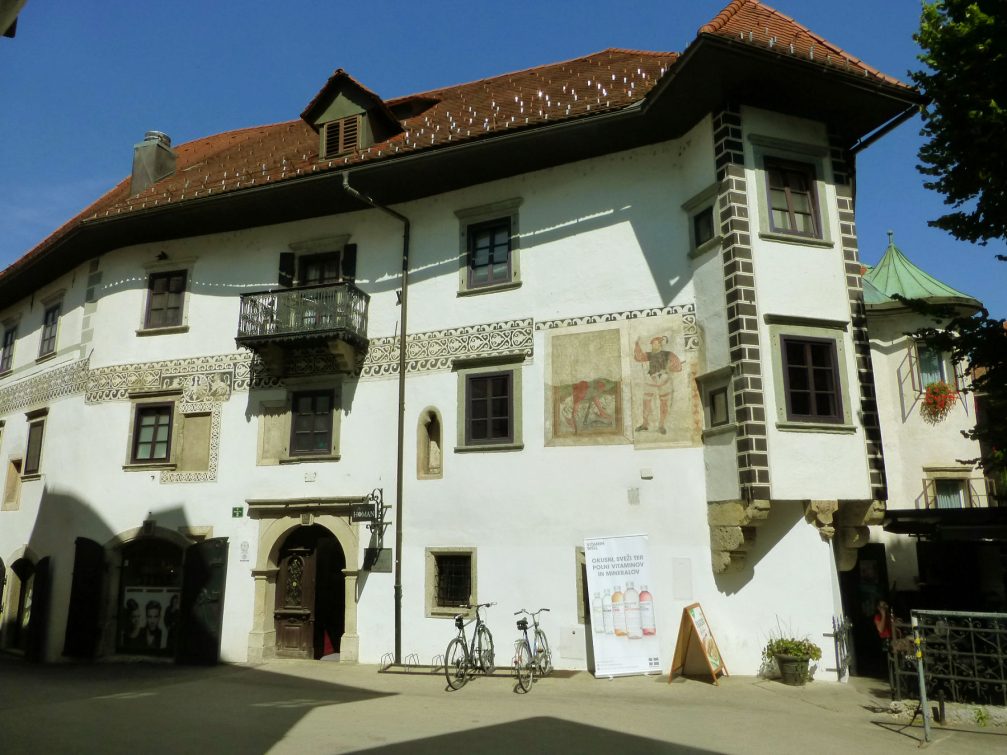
[825,615,853,680]
[889,609,1007,706]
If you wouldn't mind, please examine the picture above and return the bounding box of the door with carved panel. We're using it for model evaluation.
[275,546,316,658]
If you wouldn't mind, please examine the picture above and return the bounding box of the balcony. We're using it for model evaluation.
[920,477,1000,510]
[236,283,369,374]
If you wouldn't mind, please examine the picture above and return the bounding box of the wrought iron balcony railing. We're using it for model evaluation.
[919,476,999,509]
[236,283,369,348]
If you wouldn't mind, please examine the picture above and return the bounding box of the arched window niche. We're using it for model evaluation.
[417,407,443,479]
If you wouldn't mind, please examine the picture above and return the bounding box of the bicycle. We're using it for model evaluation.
[444,602,496,690]
[513,608,551,693]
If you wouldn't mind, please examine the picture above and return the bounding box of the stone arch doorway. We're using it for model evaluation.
[274,524,346,659]
[248,502,361,662]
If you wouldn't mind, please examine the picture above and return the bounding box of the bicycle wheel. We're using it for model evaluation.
[534,628,553,677]
[476,624,496,675]
[444,637,469,690]
[514,640,533,693]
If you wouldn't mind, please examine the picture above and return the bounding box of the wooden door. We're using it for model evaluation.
[176,537,229,665]
[63,537,104,658]
[275,546,316,658]
[26,556,51,662]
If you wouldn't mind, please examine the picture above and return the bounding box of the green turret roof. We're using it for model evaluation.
[862,232,980,310]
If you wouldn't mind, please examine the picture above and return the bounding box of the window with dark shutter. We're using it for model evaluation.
[24,420,45,475]
[693,206,715,247]
[145,271,186,328]
[0,326,16,373]
[38,303,61,357]
[765,159,820,238]
[131,404,173,463]
[289,390,335,455]
[321,115,361,158]
[780,336,842,423]
[467,218,512,289]
[465,371,513,444]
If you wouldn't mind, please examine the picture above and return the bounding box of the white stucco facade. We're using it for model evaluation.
[0,18,944,678]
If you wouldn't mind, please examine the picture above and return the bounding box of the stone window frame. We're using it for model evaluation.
[455,198,523,296]
[137,257,196,336]
[123,391,182,471]
[766,316,855,433]
[425,546,477,619]
[453,357,524,453]
[749,134,835,249]
[683,183,722,259]
[255,380,343,465]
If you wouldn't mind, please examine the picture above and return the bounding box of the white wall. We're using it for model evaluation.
[0,116,857,675]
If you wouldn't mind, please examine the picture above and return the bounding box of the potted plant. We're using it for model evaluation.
[763,636,822,686]
[920,380,957,424]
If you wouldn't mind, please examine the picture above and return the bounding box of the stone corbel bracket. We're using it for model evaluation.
[804,499,886,571]
[708,499,771,574]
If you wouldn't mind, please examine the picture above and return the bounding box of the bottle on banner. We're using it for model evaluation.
[612,585,626,636]
[624,582,642,639]
[591,592,604,633]
[602,588,614,634]
[640,585,656,636]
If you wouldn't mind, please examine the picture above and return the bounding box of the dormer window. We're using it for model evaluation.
[322,115,361,158]
[301,69,403,161]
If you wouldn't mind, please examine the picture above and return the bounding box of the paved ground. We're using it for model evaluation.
[0,655,1001,754]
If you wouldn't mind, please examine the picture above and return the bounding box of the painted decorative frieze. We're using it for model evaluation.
[361,318,534,378]
[0,357,90,415]
[536,304,700,352]
[87,353,251,403]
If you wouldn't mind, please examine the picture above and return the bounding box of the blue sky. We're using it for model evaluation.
[1,0,1002,316]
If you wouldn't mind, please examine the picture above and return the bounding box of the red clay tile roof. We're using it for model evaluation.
[3,1,913,283]
[77,49,678,223]
[699,0,908,88]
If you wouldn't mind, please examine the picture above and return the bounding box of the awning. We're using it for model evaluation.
[883,508,1007,541]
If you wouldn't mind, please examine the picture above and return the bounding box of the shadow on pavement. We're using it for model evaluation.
[350,716,717,754]
[0,656,393,755]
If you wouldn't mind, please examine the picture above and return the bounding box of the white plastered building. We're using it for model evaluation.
[3,1,972,678]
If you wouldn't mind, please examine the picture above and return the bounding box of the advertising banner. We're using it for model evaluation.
[118,587,181,655]
[584,533,661,677]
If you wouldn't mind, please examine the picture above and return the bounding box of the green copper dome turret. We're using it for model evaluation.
[862,232,981,311]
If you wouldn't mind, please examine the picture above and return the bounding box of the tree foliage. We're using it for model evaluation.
[912,1,1007,248]
[910,1,1007,479]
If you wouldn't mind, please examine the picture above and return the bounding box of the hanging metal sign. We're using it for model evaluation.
[350,503,376,522]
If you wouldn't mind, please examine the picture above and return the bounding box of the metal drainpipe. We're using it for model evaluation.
[341,172,410,665]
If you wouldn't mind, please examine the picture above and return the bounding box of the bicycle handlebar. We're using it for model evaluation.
[514,608,550,616]
[464,602,496,609]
